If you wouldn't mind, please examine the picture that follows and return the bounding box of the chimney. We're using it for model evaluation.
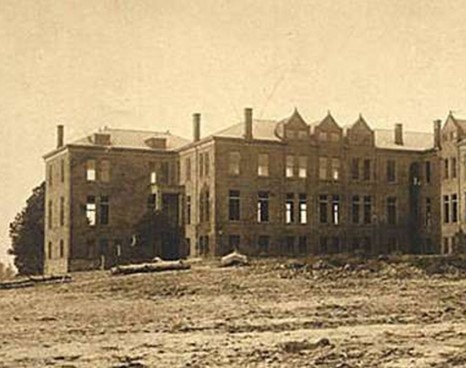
[57,125,64,148]
[394,123,403,145]
[434,119,442,149]
[244,107,253,140]
[193,113,201,142]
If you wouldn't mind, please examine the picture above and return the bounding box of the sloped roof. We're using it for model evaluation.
[213,120,281,141]
[71,127,190,150]
[374,129,434,151]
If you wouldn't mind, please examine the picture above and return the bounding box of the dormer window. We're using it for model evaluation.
[319,132,327,141]
[330,132,340,142]
[298,130,308,139]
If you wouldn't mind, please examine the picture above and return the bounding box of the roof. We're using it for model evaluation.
[374,129,434,151]
[71,127,190,151]
[212,120,281,141]
[212,119,434,151]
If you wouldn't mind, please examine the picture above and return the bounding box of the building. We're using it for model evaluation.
[44,107,454,275]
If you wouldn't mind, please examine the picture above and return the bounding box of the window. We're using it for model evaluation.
[319,237,328,253]
[318,131,327,141]
[286,155,294,178]
[99,238,109,256]
[298,236,307,254]
[425,161,431,184]
[228,235,240,252]
[387,197,397,225]
[86,196,96,226]
[351,158,359,180]
[204,152,210,176]
[100,196,109,225]
[59,196,65,226]
[363,159,371,181]
[48,242,52,259]
[319,157,327,180]
[48,200,53,229]
[185,158,192,180]
[299,194,307,224]
[60,159,65,182]
[160,162,169,184]
[86,159,96,181]
[186,196,191,225]
[258,236,269,253]
[285,193,294,224]
[258,154,269,177]
[319,195,328,223]
[387,160,396,182]
[452,194,458,223]
[425,197,432,226]
[330,237,340,253]
[87,239,96,259]
[257,191,270,222]
[101,160,110,182]
[228,152,240,176]
[228,190,240,221]
[147,194,156,211]
[298,130,308,139]
[331,158,340,180]
[443,195,450,223]
[330,132,340,142]
[452,157,457,179]
[286,236,295,253]
[149,163,157,184]
[298,156,307,178]
[444,159,449,180]
[199,154,204,177]
[363,196,372,224]
[48,165,53,187]
[332,195,340,224]
[352,195,360,224]
[59,240,64,258]
[204,189,210,222]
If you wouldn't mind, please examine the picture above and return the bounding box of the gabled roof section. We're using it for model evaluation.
[316,111,342,131]
[447,112,466,134]
[71,127,190,151]
[351,114,372,132]
[282,108,308,129]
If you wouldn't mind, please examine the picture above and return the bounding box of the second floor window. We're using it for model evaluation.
[331,195,340,224]
[425,161,431,184]
[100,196,109,225]
[331,158,340,180]
[257,191,269,222]
[452,194,458,223]
[285,193,294,224]
[86,196,96,226]
[228,190,240,221]
[444,159,449,180]
[352,195,360,224]
[101,160,110,182]
[185,158,192,181]
[363,196,372,224]
[387,160,396,182]
[387,197,397,225]
[351,158,359,180]
[228,152,240,176]
[86,159,96,181]
[452,157,457,179]
[298,156,307,178]
[299,194,307,224]
[286,155,294,178]
[59,197,65,226]
[443,195,450,223]
[319,195,328,223]
[258,154,269,177]
[363,159,371,181]
[319,157,327,180]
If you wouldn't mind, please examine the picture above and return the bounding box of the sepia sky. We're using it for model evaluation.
[1,0,466,263]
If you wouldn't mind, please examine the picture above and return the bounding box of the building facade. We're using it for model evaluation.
[44,107,458,274]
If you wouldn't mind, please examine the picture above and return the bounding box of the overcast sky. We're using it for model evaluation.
[1,0,466,263]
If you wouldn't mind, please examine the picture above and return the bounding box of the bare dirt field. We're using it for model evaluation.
[1,257,466,368]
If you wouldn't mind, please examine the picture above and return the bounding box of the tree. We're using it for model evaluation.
[8,182,45,275]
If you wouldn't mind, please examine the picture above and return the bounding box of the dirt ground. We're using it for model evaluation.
[1,257,466,368]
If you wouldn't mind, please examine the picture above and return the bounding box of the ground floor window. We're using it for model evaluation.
[228,235,240,252]
[258,235,269,254]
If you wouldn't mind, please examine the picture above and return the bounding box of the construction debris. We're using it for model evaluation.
[0,275,72,290]
[221,251,249,267]
[110,260,190,276]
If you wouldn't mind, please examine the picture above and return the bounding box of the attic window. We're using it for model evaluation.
[298,130,308,139]
[330,133,340,142]
[145,137,167,149]
[93,133,111,145]
[286,130,297,139]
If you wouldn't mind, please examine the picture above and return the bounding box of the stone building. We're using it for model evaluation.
[44,107,452,274]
